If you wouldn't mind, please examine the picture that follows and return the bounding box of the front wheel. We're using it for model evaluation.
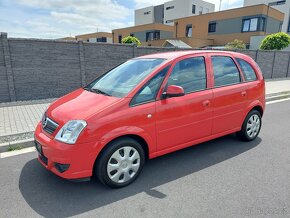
[95,137,145,188]
[237,110,262,141]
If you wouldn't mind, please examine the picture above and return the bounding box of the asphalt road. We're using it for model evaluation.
[0,100,290,218]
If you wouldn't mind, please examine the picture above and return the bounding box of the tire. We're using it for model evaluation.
[95,137,145,188]
[237,110,262,141]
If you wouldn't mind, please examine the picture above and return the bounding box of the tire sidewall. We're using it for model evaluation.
[97,138,145,188]
[242,110,262,141]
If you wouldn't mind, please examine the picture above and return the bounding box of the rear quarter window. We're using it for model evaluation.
[236,58,258,81]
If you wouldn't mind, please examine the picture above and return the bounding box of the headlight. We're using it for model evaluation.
[55,120,87,144]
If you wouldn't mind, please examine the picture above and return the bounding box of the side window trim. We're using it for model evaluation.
[130,65,170,107]
[211,55,242,88]
[163,55,208,96]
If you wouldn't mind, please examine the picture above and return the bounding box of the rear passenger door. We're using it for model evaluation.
[210,55,248,134]
[156,56,213,151]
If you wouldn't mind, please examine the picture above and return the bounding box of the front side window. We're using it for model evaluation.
[186,25,192,37]
[85,59,165,98]
[236,58,257,81]
[131,66,169,106]
[212,56,241,87]
[167,57,207,94]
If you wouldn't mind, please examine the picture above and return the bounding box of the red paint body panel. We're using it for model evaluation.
[34,50,265,180]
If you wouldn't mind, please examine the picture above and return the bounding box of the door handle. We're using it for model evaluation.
[241,91,247,97]
[203,100,210,107]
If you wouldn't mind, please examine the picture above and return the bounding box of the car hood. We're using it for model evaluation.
[46,88,121,124]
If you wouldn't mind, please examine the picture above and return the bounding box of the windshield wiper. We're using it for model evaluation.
[88,88,112,96]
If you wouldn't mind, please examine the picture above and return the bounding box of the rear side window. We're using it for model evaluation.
[167,57,207,94]
[236,58,258,81]
[130,66,169,106]
[212,56,240,87]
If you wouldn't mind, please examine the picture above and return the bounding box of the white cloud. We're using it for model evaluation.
[13,0,133,38]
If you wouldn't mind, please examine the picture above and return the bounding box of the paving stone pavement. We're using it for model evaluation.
[0,103,49,137]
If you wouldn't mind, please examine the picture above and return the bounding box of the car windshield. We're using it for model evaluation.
[85,58,165,98]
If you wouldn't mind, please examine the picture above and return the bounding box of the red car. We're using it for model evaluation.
[34,51,265,188]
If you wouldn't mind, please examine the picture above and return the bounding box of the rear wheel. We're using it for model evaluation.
[95,137,145,188]
[237,110,262,141]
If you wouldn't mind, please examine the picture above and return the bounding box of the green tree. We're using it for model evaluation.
[225,39,246,49]
[121,36,141,46]
[260,32,290,50]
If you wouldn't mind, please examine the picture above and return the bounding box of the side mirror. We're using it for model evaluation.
[164,85,185,98]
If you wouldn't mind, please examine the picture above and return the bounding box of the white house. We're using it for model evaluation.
[135,0,215,26]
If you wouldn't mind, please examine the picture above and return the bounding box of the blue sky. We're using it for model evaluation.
[0,0,243,39]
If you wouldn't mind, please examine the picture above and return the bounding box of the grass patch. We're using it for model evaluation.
[7,145,23,152]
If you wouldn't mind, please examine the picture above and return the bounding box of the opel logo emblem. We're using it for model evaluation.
[42,117,48,128]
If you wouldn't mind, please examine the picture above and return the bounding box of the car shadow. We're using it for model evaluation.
[19,134,261,217]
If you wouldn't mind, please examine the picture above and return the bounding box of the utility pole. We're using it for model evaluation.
[219,0,222,11]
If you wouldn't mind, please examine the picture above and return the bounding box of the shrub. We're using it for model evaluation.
[121,36,141,46]
[225,39,246,49]
[260,32,290,50]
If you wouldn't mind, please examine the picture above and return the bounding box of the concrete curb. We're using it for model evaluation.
[0,91,290,153]
[0,138,34,153]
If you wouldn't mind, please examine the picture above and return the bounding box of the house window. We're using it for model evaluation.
[208,22,216,33]
[192,5,196,14]
[166,6,174,10]
[186,24,192,37]
[288,16,290,32]
[97,37,107,42]
[242,17,265,32]
[144,11,151,15]
[199,6,203,15]
[146,31,160,41]
[118,35,122,43]
[166,20,173,24]
[155,31,160,40]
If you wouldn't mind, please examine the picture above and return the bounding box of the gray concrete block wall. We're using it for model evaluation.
[9,39,81,100]
[238,50,257,61]
[0,38,10,102]
[256,51,275,79]
[84,43,134,83]
[0,33,290,103]
[273,51,290,78]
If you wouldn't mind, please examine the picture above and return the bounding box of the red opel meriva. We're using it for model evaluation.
[34,51,265,188]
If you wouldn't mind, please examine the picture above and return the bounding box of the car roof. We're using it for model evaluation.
[135,50,249,61]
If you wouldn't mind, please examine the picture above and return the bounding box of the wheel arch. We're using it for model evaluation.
[92,134,150,176]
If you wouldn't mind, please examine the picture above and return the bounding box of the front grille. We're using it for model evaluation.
[42,115,59,135]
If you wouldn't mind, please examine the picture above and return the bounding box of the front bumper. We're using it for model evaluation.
[34,122,99,180]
